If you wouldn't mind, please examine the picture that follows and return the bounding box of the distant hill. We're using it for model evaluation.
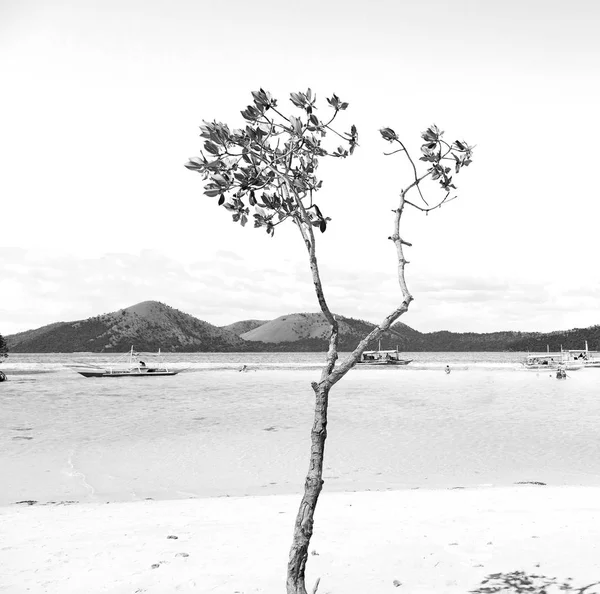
[5,321,70,351]
[240,312,413,351]
[506,326,600,353]
[5,301,600,353]
[241,313,355,342]
[402,330,533,352]
[6,301,247,353]
[5,308,416,354]
[221,320,268,336]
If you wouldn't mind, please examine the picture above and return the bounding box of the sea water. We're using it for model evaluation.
[2,352,600,506]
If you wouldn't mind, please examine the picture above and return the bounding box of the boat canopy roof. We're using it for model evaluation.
[563,349,599,353]
[363,350,400,355]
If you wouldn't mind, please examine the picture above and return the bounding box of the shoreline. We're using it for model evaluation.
[6,472,600,509]
[2,485,600,593]
[0,476,589,504]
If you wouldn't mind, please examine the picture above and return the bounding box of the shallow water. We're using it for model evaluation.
[2,352,600,506]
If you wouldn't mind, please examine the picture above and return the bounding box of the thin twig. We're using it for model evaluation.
[394,138,429,206]
[311,577,321,594]
[405,194,457,213]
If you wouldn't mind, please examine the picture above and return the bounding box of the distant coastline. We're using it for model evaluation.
[5,300,600,354]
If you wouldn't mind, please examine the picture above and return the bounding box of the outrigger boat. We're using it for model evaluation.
[68,347,180,378]
[521,354,582,371]
[560,341,600,368]
[357,342,412,366]
[521,341,600,371]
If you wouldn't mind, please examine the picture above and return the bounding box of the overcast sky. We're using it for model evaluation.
[2,0,599,336]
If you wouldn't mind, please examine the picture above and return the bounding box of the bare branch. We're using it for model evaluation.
[286,184,339,379]
[393,138,429,206]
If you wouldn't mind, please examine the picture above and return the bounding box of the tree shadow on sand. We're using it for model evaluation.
[471,571,600,593]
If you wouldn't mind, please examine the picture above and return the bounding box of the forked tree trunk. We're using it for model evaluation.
[285,188,412,593]
[286,381,329,594]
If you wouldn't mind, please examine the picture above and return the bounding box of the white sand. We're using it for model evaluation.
[1,487,600,593]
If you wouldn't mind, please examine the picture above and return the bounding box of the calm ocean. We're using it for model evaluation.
[2,352,600,506]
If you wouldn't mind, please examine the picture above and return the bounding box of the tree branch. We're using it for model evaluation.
[286,183,339,379]
[327,191,414,386]
[393,138,429,206]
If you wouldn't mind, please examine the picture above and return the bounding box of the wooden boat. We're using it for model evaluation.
[68,347,180,378]
[560,341,600,368]
[521,341,600,371]
[357,343,412,366]
[523,354,564,370]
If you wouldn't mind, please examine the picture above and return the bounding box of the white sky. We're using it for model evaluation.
[1,0,599,335]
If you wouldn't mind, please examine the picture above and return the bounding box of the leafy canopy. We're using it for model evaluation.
[185,89,357,236]
[379,124,473,205]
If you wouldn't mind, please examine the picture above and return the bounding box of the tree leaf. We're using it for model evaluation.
[380,128,397,141]
[290,92,305,108]
[289,115,303,135]
[204,141,220,155]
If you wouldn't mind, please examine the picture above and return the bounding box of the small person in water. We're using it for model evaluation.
[445,365,451,374]
[239,364,248,372]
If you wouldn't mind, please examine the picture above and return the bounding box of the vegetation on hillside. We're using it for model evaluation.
[507,325,600,353]
[6,302,247,353]
[0,333,8,358]
[220,319,268,336]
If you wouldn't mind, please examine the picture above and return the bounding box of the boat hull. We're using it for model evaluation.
[356,359,413,366]
[77,370,179,378]
[522,363,582,371]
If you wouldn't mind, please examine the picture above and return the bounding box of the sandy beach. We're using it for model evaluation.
[2,486,600,593]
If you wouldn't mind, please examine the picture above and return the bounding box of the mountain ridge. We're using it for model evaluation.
[5,301,600,352]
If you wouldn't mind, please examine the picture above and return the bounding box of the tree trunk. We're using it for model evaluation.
[286,381,329,594]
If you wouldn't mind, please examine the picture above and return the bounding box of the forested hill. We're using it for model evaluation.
[391,328,600,352]
[402,330,532,352]
[6,301,247,353]
[506,326,600,353]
